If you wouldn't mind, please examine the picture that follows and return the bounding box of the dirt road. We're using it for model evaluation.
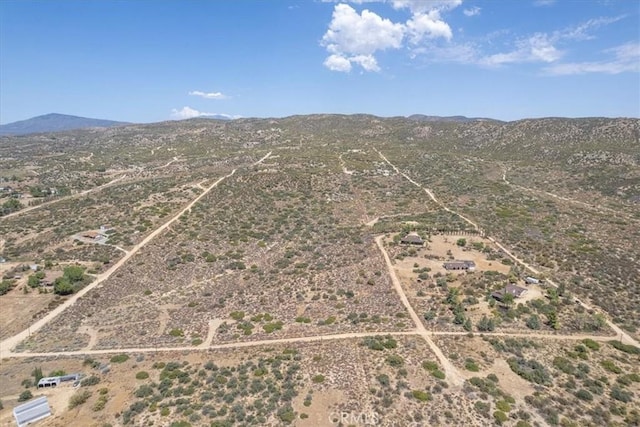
[0,174,127,221]
[375,235,466,387]
[376,148,640,349]
[0,169,237,358]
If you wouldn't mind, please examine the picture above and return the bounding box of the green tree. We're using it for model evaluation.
[501,293,515,308]
[33,367,43,384]
[63,265,85,282]
[456,238,466,247]
[546,310,559,330]
[526,315,540,330]
[28,275,41,288]
[53,277,74,295]
[1,198,22,215]
[477,315,495,332]
[463,318,473,332]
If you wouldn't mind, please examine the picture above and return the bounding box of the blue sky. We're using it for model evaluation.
[1,0,638,123]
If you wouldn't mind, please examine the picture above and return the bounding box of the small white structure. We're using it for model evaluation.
[524,276,540,285]
[13,396,52,427]
[37,377,60,388]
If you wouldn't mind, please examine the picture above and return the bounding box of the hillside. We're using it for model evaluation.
[0,113,129,136]
[0,114,638,427]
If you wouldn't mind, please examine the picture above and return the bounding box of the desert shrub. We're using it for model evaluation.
[69,390,92,409]
[507,357,551,385]
[312,374,325,383]
[18,390,33,402]
[465,359,480,372]
[575,389,593,401]
[496,400,511,412]
[608,340,640,354]
[386,354,404,368]
[600,360,622,374]
[494,410,508,424]
[610,386,633,403]
[582,338,600,350]
[81,375,100,386]
[411,390,431,402]
[432,370,445,380]
[110,354,129,363]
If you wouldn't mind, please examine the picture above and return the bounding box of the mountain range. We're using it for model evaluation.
[0,113,129,136]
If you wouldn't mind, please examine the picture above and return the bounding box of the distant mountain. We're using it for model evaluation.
[0,113,129,136]
[407,114,500,123]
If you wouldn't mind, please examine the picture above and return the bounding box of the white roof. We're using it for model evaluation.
[13,396,52,427]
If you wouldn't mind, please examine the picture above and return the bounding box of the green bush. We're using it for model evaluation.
[110,354,129,363]
[312,374,325,383]
[135,371,149,380]
[494,410,508,424]
[608,340,640,354]
[386,354,404,368]
[69,390,92,409]
[432,370,445,380]
[574,389,593,401]
[18,390,33,402]
[81,376,100,386]
[582,338,600,350]
[411,390,431,402]
[495,400,511,412]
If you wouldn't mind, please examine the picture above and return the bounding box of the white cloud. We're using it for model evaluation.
[322,4,405,55]
[188,90,228,100]
[170,106,240,120]
[533,0,556,6]
[406,10,453,43]
[351,54,381,71]
[544,42,640,75]
[480,33,561,66]
[324,54,353,72]
[321,2,461,72]
[560,15,625,41]
[463,6,480,17]
[391,0,462,14]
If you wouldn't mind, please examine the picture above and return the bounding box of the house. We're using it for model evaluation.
[82,231,101,240]
[37,377,61,388]
[29,264,39,271]
[100,225,114,233]
[42,271,63,286]
[443,260,476,271]
[524,276,540,285]
[400,233,424,246]
[13,396,52,427]
[492,284,528,301]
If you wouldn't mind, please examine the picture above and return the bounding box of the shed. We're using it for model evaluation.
[13,396,52,427]
[524,276,540,285]
[400,234,424,246]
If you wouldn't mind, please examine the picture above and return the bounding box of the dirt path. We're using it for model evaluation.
[338,153,354,175]
[376,148,640,349]
[201,318,224,348]
[503,169,638,222]
[0,169,237,358]
[3,331,419,359]
[0,174,127,221]
[375,235,466,388]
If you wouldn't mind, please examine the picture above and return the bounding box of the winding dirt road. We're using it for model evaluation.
[375,235,466,387]
[0,169,237,358]
[376,148,639,348]
[0,174,127,221]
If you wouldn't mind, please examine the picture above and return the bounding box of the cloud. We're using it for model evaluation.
[170,106,240,120]
[391,0,462,13]
[322,4,405,55]
[544,42,640,75]
[324,54,353,72]
[463,6,480,17]
[321,2,460,72]
[188,90,228,100]
[533,0,556,6]
[480,33,562,66]
[406,10,453,43]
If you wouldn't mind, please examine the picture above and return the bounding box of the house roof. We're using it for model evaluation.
[13,396,52,427]
[400,234,424,244]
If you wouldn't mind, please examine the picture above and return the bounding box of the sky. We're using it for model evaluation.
[1,0,639,124]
